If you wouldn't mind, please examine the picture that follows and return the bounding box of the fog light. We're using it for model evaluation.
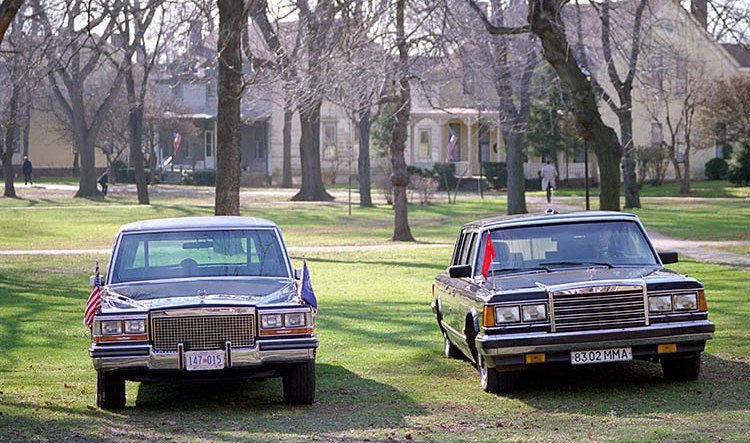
[657,343,677,354]
[525,353,546,364]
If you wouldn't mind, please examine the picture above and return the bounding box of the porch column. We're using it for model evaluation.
[496,122,502,162]
[467,116,473,176]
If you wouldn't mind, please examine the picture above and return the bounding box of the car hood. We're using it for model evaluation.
[101,278,296,312]
[488,266,687,292]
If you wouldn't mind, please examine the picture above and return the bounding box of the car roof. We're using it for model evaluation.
[118,216,280,233]
[463,211,641,230]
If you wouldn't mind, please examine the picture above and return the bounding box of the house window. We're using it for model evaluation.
[418,129,431,159]
[448,123,461,161]
[172,82,183,101]
[462,71,475,95]
[648,54,664,91]
[650,122,663,148]
[573,144,586,163]
[674,56,688,95]
[254,124,267,159]
[323,122,337,160]
[204,130,214,158]
[205,82,217,104]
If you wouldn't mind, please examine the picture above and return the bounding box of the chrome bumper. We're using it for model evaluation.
[90,337,318,371]
[476,320,714,357]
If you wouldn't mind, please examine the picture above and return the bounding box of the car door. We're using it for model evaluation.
[445,230,478,335]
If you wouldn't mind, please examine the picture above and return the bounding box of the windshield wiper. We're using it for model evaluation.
[538,261,613,269]
[490,267,550,275]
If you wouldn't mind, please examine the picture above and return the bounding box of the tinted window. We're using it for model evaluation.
[474,221,657,275]
[112,229,288,283]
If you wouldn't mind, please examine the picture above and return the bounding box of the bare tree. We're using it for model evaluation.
[470,0,623,211]
[39,0,150,197]
[702,76,750,145]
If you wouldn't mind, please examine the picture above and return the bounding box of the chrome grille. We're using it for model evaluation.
[152,309,255,351]
[551,284,646,332]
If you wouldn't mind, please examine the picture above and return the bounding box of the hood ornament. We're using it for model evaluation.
[198,290,207,302]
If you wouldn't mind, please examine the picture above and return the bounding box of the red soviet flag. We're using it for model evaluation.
[481,234,496,279]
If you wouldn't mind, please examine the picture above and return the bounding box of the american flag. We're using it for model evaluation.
[446,128,458,161]
[173,130,182,158]
[83,263,102,328]
[297,259,317,310]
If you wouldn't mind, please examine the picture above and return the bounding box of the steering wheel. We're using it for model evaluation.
[179,258,198,272]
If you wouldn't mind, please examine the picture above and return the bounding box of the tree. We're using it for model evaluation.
[389,0,415,241]
[702,76,750,146]
[39,0,149,198]
[470,0,623,211]
[215,0,248,215]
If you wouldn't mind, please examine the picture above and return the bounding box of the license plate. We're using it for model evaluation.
[184,350,225,371]
[571,347,632,365]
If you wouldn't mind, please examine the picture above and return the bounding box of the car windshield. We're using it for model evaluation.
[111,229,289,283]
[474,220,658,276]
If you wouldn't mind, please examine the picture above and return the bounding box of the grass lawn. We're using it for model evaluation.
[541,180,750,199]
[1,250,748,442]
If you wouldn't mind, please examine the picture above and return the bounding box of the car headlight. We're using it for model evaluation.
[284,312,307,327]
[100,320,123,335]
[124,319,146,334]
[674,293,698,310]
[261,314,283,329]
[522,304,547,322]
[649,295,672,312]
[495,306,520,323]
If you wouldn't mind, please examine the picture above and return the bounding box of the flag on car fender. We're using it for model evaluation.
[481,234,496,279]
[297,259,317,310]
[84,263,102,328]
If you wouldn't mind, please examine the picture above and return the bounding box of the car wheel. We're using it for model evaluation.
[661,352,701,381]
[96,370,125,409]
[283,360,315,405]
[443,332,462,359]
[479,355,518,394]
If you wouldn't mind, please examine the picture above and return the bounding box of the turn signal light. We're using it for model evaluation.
[657,343,677,354]
[482,306,495,328]
[525,353,546,364]
[698,290,708,311]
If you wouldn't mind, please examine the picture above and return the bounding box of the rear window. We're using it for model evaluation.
[111,229,289,283]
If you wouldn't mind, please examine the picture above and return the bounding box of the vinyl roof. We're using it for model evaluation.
[119,216,280,233]
[463,211,640,230]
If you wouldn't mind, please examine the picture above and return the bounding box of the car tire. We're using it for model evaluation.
[283,360,315,405]
[661,352,701,381]
[96,370,126,409]
[479,355,518,393]
[443,332,462,359]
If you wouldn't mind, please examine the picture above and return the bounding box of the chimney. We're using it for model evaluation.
[690,0,708,29]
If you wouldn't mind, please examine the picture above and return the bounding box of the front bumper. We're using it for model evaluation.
[476,320,714,369]
[90,336,318,371]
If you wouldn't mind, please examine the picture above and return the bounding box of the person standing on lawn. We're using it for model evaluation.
[541,160,557,203]
[98,168,110,195]
[22,156,33,185]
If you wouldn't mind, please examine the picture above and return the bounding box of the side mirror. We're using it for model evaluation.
[448,264,472,279]
[294,267,303,280]
[658,251,679,264]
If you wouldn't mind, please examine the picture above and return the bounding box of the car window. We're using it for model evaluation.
[474,221,658,275]
[112,229,288,283]
[461,232,477,265]
[452,231,467,266]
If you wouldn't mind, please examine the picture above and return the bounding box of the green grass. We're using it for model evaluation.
[1,251,748,442]
[631,199,750,241]
[542,180,750,198]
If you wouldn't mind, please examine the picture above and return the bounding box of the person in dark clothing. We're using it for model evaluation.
[98,168,110,195]
[22,156,33,185]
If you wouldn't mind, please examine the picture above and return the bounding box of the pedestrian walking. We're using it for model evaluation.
[98,168,110,196]
[22,156,33,185]
[541,160,557,204]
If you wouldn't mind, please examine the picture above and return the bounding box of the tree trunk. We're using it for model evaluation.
[680,149,690,194]
[389,0,415,242]
[618,108,640,209]
[125,68,149,205]
[505,130,527,214]
[292,102,333,201]
[215,0,244,216]
[72,151,79,178]
[282,101,293,188]
[74,125,99,197]
[358,109,373,208]
[2,86,18,198]
[530,0,621,211]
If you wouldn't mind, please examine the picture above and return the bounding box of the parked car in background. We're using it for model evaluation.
[432,211,714,393]
[88,217,317,409]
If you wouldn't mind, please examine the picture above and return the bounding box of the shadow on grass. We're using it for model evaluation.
[0,363,425,442]
[504,353,750,416]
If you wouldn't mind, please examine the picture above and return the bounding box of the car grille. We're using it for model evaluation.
[551,285,647,332]
[151,309,255,351]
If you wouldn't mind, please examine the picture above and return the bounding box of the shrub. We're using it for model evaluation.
[728,142,750,186]
[704,157,729,180]
[432,162,456,191]
[482,162,507,189]
[193,169,216,186]
[635,145,669,186]
[112,160,131,183]
[408,174,439,205]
